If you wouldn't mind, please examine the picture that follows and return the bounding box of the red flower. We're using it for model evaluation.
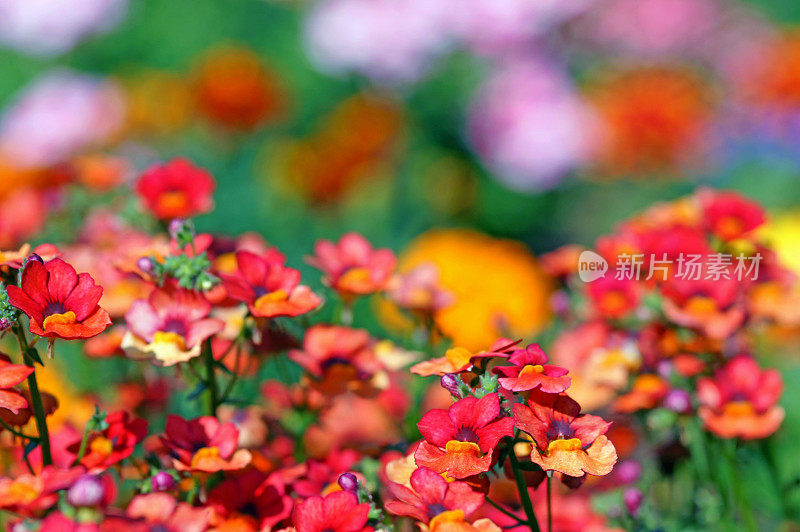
[0,354,33,414]
[104,493,212,532]
[0,466,84,516]
[415,393,514,479]
[307,233,396,300]
[135,158,216,220]
[514,392,617,478]
[697,355,784,439]
[292,490,371,532]
[585,277,640,320]
[159,415,251,472]
[207,470,293,530]
[493,344,570,394]
[700,189,765,241]
[222,250,321,318]
[66,411,147,472]
[7,258,111,340]
[661,276,744,339]
[385,466,484,524]
[122,286,224,366]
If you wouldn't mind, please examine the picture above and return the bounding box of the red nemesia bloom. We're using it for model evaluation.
[514,392,617,477]
[222,250,321,318]
[307,232,396,299]
[493,344,570,393]
[661,276,744,339]
[104,493,212,532]
[613,374,670,413]
[0,466,84,516]
[385,466,484,524]
[0,243,59,269]
[7,258,111,340]
[66,411,148,472]
[415,393,514,479]
[0,354,34,414]
[411,339,520,377]
[135,158,216,220]
[122,286,224,366]
[585,276,640,319]
[207,470,293,530]
[700,189,765,241]
[159,415,251,473]
[292,490,371,532]
[697,355,784,439]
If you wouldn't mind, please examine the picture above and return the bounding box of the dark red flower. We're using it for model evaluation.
[207,470,293,529]
[415,393,514,479]
[135,158,216,220]
[66,411,148,472]
[292,490,371,532]
[493,344,570,393]
[7,258,111,340]
[385,466,484,524]
[159,415,251,472]
[222,250,321,318]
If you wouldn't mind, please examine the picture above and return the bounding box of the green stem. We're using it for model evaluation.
[508,438,541,532]
[202,340,219,416]
[74,425,92,464]
[484,496,529,525]
[14,325,51,466]
[546,474,553,532]
[0,417,38,440]
[725,440,757,531]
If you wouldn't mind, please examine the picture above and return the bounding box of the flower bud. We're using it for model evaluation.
[663,389,691,414]
[623,487,643,517]
[26,253,44,265]
[67,475,104,507]
[0,318,13,332]
[137,256,155,274]
[337,472,359,494]
[168,218,187,240]
[151,471,177,491]
[615,460,642,485]
[440,374,461,398]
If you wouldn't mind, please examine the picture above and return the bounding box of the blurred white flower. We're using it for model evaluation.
[0,0,127,56]
[468,59,599,191]
[0,70,126,168]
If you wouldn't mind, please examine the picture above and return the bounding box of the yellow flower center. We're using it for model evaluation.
[157,190,189,214]
[519,364,544,377]
[684,296,718,316]
[338,267,372,289]
[191,446,221,468]
[153,331,187,350]
[254,289,289,310]
[633,374,665,393]
[601,291,629,314]
[444,347,473,370]
[429,510,467,531]
[89,436,114,457]
[716,216,744,240]
[723,401,755,417]
[42,311,77,330]
[8,480,40,504]
[547,437,583,453]
[444,440,482,456]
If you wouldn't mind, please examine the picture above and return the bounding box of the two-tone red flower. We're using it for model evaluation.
[493,343,570,393]
[292,490,371,532]
[7,258,111,340]
[415,393,513,479]
[222,250,321,318]
[136,158,216,220]
[66,411,147,472]
[307,233,396,300]
[0,354,33,414]
[661,276,744,339]
[159,415,251,473]
[697,355,784,439]
[514,392,617,478]
[206,470,293,530]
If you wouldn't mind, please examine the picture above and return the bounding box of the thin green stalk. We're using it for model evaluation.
[484,496,529,525]
[74,426,91,463]
[202,340,219,416]
[14,325,51,466]
[546,474,553,532]
[0,417,37,440]
[725,440,757,531]
[508,438,541,532]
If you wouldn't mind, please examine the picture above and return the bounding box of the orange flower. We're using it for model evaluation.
[613,374,670,413]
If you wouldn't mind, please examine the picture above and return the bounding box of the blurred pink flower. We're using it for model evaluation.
[468,59,599,191]
[304,0,452,83]
[0,70,125,168]
[0,0,127,56]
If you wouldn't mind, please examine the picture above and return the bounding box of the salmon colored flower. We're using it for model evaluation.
[66,411,148,472]
[0,243,59,270]
[7,257,111,340]
[613,374,670,413]
[514,393,617,478]
[222,250,321,318]
[697,355,784,439]
[292,490,371,532]
[207,470,293,530]
[104,493,212,532]
[136,158,215,220]
[415,393,514,479]
[122,286,224,366]
[0,466,84,516]
[0,354,33,414]
[411,347,475,377]
[494,344,570,394]
[307,233,396,300]
[585,276,640,320]
[661,277,744,339]
[159,415,252,473]
[385,466,484,525]
[700,189,765,242]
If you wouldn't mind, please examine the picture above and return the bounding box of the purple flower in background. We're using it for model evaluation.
[468,59,599,191]
[0,70,125,168]
[0,0,128,56]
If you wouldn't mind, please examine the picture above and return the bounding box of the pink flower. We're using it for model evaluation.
[494,343,571,393]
